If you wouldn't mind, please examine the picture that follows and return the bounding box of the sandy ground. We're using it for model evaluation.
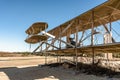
[0,56,120,80]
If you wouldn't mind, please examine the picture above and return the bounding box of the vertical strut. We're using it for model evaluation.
[91,10,95,65]
[75,25,78,70]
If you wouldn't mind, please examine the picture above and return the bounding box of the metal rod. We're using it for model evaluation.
[78,31,85,46]
[94,14,115,42]
[29,43,31,52]
[59,27,62,49]
[44,41,60,49]
[32,42,44,53]
[45,41,47,64]
[42,21,75,51]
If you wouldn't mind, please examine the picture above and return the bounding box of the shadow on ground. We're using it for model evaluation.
[0,65,61,80]
[45,62,120,78]
[0,62,120,80]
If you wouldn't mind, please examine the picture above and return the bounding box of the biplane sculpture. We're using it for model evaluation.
[25,0,120,65]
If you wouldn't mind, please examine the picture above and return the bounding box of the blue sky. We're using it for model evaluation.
[0,0,108,52]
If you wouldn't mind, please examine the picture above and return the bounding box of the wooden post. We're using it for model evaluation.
[109,15,113,59]
[75,25,78,70]
[56,52,59,63]
[103,15,113,60]
[66,29,71,43]
[109,15,112,32]
[91,10,95,65]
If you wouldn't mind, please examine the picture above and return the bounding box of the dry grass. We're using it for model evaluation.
[0,52,35,57]
[0,52,22,57]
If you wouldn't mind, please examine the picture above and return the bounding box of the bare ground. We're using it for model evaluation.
[0,56,120,80]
